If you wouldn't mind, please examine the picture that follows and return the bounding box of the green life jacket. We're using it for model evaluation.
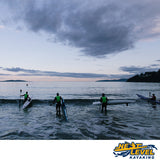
[24,94,28,99]
[102,96,107,103]
[56,96,61,102]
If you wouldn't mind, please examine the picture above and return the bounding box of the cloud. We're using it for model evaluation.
[120,65,160,74]
[2,67,130,79]
[4,67,39,73]
[1,0,160,57]
[2,67,108,78]
[17,73,131,79]
[150,64,160,67]
[0,73,10,76]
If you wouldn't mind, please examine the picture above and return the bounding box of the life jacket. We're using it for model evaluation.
[56,96,61,103]
[102,96,107,103]
[24,94,28,99]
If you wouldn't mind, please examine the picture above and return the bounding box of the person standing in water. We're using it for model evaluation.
[54,93,62,116]
[21,91,29,103]
[100,93,108,112]
[151,94,156,101]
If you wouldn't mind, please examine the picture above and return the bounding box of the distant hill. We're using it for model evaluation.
[1,80,27,82]
[96,79,127,82]
[127,70,160,82]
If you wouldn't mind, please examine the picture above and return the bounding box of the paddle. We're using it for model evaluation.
[19,89,22,107]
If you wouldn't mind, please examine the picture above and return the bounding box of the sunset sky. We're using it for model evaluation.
[0,0,160,81]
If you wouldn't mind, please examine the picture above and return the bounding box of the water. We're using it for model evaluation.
[0,81,160,139]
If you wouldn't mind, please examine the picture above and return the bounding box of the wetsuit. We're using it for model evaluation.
[100,96,108,112]
[151,95,156,101]
[55,96,62,115]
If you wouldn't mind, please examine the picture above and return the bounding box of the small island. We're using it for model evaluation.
[0,80,28,82]
[96,79,127,82]
[127,70,160,82]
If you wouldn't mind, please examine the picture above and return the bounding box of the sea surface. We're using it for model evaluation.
[0,81,160,140]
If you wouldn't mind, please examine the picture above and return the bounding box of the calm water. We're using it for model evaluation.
[0,81,160,139]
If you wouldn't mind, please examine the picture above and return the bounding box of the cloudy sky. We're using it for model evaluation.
[0,0,160,81]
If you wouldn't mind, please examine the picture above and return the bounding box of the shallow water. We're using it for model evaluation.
[0,81,160,139]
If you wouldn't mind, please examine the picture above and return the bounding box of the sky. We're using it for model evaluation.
[0,0,160,81]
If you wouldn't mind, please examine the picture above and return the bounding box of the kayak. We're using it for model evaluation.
[23,98,32,109]
[61,99,67,121]
[93,99,135,105]
[136,94,160,104]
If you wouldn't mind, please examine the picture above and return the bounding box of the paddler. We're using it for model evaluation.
[100,93,108,112]
[21,91,29,103]
[151,94,156,101]
[54,93,62,116]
